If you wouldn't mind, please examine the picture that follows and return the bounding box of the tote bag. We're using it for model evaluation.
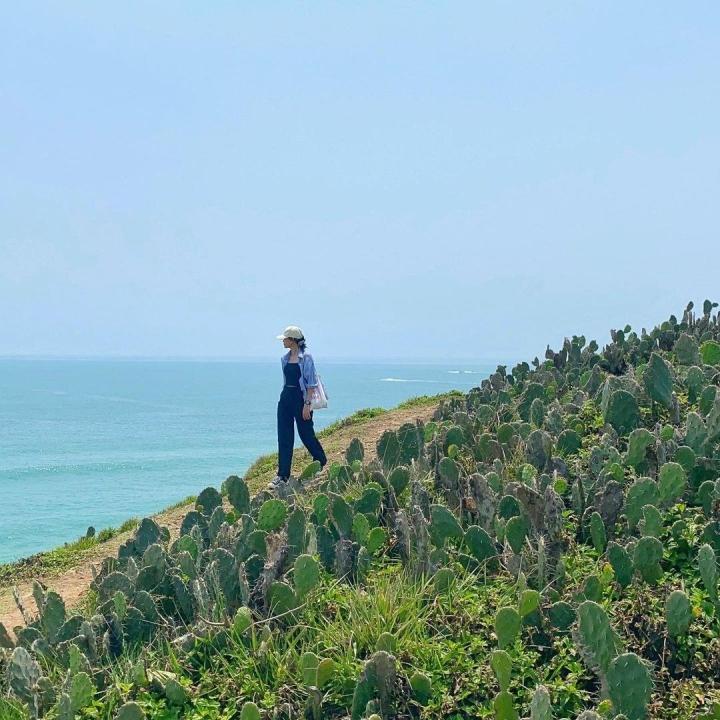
[309,375,329,410]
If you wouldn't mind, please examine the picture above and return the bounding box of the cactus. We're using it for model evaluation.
[493,691,519,720]
[557,428,582,455]
[675,333,700,364]
[698,543,718,602]
[530,397,545,427]
[625,428,654,468]
[7,647,43,712]
[707,396,720,446]
[575,601,621,676]
[163,677,188,706]
[350,651,397,720]
[329,493,353,538]
[345,437,364,464]
[352,513,370,548]
[225,475,250,514]
[116,702,146,720]
[530,685,553,720]
[196,486,223,517]
[133,518,162,554]
[293,554,320,599]
[505,515,528,554]
[519,589,540,618]
[606,653,653,720]
[464,525,496,564]
[38,590,66,644]
[239,702,261,720]
[700,386,718,416]
[366,526,387,554]
[625,479,659,530]
[286,507,307,560]
[267,581,298,619]
[644,352,674,409]
[300,460,322,481]
[377,429,401,469]
[607,542,633,588]
[525,429,552,470]
[495,607,521,649]
[685,411,708,453]
[658,462,687,506]
[490,649,512,690]
[257,498,288,532]
[547,601,575,631]
[355,487,382,515]
[633,536,664,584]
[701,339,720,365]
[429,504,463,546]
[665,589,692,637]
[604,389,640,433]
[589,512,607,552]
[638,505,662,538]
[409,671,432,705]
[387,466,410,496]
[232,606,253,636]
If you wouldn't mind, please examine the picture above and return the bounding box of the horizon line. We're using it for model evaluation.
[0,353,511,365]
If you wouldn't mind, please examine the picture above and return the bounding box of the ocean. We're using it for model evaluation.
[0,359,494,563]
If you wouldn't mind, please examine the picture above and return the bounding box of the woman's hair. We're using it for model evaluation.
[297,337,307,352]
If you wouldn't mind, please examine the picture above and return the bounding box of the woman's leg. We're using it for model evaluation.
[295,404,328,468]
[277,396,295,478]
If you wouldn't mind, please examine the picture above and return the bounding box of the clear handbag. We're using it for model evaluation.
[309,375,328,410]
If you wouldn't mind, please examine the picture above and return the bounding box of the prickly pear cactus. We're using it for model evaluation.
[658,462,687,506]
[625,428,654,468]
[115,702,146,720]
[607,542,634,588]
[350,651,397,720]
[665,589,692,637]
[293,554,320,599]
[633,536,664,584]
[606,652,653,720]
[644,352,674,409]
[575,601,620,676]
[698,543,718,602]
[490,649,512,691]
[530,684,553,720]
[495,607,521,649]
[257,498,288,532]
[604,389,640,433]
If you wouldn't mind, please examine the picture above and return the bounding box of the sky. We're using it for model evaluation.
[1,2,719,363]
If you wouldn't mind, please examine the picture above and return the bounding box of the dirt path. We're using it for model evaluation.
[0,403,438,634]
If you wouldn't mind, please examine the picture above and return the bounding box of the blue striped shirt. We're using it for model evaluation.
[281,350,319,401]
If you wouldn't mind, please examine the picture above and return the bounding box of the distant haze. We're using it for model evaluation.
[1,3,718,362]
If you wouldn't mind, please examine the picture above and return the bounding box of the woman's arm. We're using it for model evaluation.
[302,355,318,420]
[303,354,319,389]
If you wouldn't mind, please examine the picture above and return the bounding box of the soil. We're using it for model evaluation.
[0,402,438,634]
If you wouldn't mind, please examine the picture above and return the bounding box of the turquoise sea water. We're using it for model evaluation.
[0,359,494,563]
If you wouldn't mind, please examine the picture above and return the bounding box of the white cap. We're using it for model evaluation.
[276,325,304,340]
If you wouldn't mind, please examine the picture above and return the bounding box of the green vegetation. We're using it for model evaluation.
[0,519,141,587]
[3,304,720,719]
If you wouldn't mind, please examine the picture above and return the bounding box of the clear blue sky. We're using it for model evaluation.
[2,3,718,362]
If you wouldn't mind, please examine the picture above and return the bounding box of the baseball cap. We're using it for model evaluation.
[276,325,304,340]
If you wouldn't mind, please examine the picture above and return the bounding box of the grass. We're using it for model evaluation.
[0,517,140,587]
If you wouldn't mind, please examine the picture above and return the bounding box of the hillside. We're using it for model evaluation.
[2,301,720,720]
[0,399,442,638]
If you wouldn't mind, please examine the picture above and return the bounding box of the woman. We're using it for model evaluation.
[268,325,327,491]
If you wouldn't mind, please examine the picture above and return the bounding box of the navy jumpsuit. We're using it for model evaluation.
[277,361,327,478]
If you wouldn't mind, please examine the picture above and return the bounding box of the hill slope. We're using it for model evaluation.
[3,302,720,720]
